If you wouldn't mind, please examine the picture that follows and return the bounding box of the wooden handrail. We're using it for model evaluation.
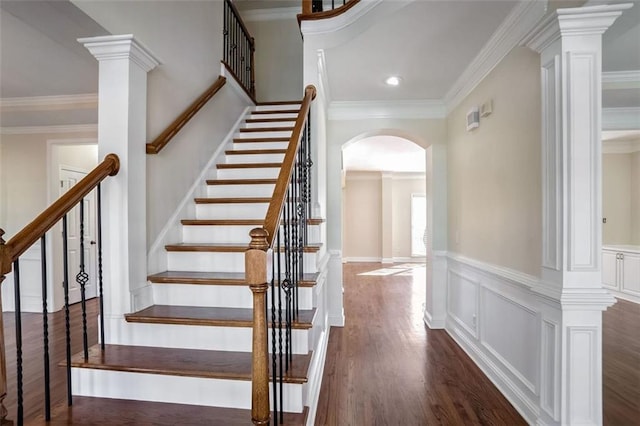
[298,0,360,24]
[0,154,120,276]
[262,85,316,248]
[146,76,226,154]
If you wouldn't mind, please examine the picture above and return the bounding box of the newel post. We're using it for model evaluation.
[246,228,270,426]
[0,230,10,423]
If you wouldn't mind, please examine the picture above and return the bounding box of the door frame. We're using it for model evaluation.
[46,138,98,311]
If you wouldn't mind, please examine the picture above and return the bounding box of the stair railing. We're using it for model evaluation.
[223,0,256,102]
[0,154,120,425]
[245,85,316,425]
[299,0,360,22]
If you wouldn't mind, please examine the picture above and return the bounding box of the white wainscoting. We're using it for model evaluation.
[445,253,560,424]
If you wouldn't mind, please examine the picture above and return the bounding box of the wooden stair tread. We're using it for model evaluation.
[67,344,311,383]
[148,270,319,287]
[194,197,271,204]
[225,149,287,155]
[180,218,323,226]
[27,396,307,425]
[233,137,290,143]
[165,243,322,253]
[125,305,315,329]
[239,126,293,133]
[216,162,282,169]
[251,109,299,115]
[206,178,277,185]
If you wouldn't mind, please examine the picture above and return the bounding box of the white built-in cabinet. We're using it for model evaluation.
[603,245,640,303]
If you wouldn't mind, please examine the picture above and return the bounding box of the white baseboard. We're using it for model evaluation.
[329,312,345,327]
[608,289,640,305]
[393,256,426,263]
[304,326,330,426]
[342,257,381,263]
[423,309,444,329]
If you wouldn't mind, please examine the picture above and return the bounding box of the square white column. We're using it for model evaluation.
[525,4,631,424]
[79,35,160,321]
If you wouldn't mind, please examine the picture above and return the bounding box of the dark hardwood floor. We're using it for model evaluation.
[1,263,638,424]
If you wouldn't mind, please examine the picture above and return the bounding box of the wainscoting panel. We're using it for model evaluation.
[447,268,479,337]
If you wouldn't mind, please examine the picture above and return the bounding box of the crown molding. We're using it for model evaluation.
[444,0,548,113]
[0,124,97,135]
[0,93,98,112]
[602,70,640,89]
[602,107,640,130]
[301,0,382,36]
[241,7,299,22]
[328,99,446,120]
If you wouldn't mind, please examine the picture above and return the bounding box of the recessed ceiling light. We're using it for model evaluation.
[385,76,401,86]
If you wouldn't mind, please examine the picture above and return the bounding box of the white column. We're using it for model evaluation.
[525,4,630,424]
[381,172,393,264]
[79,35,160,323]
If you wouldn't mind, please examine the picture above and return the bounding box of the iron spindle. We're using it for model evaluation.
[13,260,23,425]
[76,199,89,361]
[277,227,284,425]
[97,184,105,350]
[40,235,51,420]
[62,215,72,406]
[271,243,278,423]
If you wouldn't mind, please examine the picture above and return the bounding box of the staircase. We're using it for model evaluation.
[31,101,327,425]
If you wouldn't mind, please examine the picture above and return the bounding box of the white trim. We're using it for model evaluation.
[0,93,98,112]
[393,257,426,263]
[328,99,446,120]
[381,257,394,264]
[317,50,332,105]
[79,34,162,72]
[602,107,640,130]
[147,107,251,273]
[304,327,330,426]
[602,70,640,89]
[0,124,97,135]
[241,7,299,22]
[445,0,548,112]
[423,309,445,329]
[447,252,540,291]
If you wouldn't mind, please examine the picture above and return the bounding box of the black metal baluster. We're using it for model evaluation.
[223,1,228,64]
[332,0,335,9]
[40,235,51,421]
[270,243,278,424]
[13,259,23,425]
[62,215,72,406]
[306,114,313,222]
[76,200,89,361]
[277,227,284,425]
[97,184,105,350]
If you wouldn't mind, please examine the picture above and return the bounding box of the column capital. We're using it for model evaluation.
[78,34,161,72]
[525,3,632,53]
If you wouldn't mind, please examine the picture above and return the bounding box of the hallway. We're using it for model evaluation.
[314,263,526,425]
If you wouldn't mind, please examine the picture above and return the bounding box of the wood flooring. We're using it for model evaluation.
[2,262,639,424]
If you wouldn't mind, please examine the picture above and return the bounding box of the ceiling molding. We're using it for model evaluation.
[241,7,299,22]
[603,139,640,154]
[301,0,382,36]
[0,93,98,112]
[0,124,97,135]
[602,70,640,89]
[328,100,446,120]
[602,107,640,130]
[444,0,548,113]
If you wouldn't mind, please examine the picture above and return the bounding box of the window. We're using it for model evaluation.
[411,194,427,257]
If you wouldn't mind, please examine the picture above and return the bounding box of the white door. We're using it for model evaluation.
[60,168,97,304]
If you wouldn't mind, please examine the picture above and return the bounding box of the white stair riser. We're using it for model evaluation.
[235,131,292,139]
[232,141,289,150]
[105,319,312,354]
[167,251,318,274]
[249,113,298,120]
[225,153,285,164]
[254,104,301,112]
[244,121,296,129]
[206,184,275,198]
[152,283,314,310]
[216,167,280,180]
[71,369,304,412]
[182,224,321,244]
[195,203,269,220]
